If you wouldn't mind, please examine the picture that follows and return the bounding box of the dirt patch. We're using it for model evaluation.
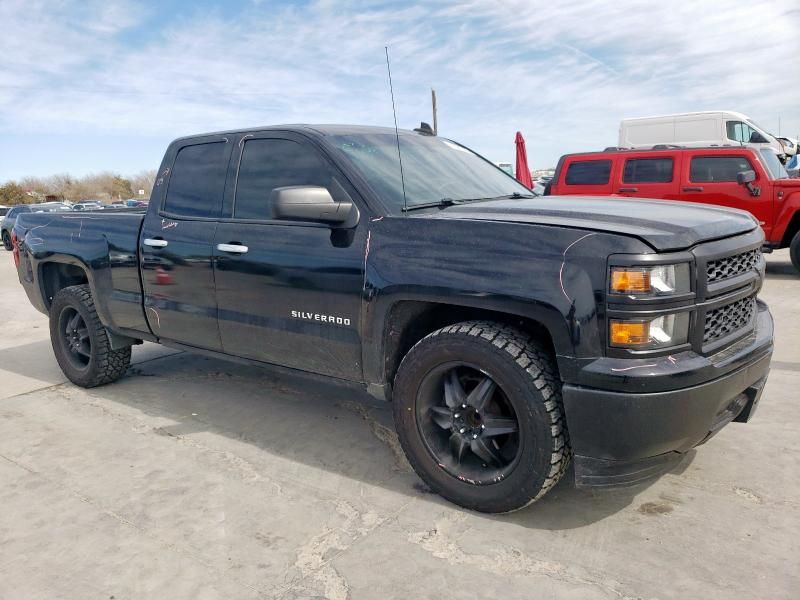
[637,501,673,515]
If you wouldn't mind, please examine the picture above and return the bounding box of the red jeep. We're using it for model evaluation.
[546,146,800,271]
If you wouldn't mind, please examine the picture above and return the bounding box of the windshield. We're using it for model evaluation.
[328,133,533,212]
[759,149,789,179]
[747,119,774,138]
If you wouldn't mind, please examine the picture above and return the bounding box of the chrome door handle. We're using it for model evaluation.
[144,238,168,248]
[217,243,249,254]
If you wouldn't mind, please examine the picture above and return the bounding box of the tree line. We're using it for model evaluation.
[0,170,157,205]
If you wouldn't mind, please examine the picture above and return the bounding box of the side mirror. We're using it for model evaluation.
[271,186,359,227]
[737,170,756,185]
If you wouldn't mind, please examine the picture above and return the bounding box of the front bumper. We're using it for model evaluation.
[563,302,773,488]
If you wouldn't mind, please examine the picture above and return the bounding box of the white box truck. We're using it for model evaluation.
[618,111,786,160]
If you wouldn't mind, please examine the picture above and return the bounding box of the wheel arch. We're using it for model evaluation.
[370,299,568,396]
[780,210,800,248]
[40,260,90,310]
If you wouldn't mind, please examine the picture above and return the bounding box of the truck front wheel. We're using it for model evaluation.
[50,285,131,388]
[790,231,800,273]
[393,321,571,513]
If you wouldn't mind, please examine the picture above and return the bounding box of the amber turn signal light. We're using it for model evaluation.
[609,320,650,346]
[610,268,651,294]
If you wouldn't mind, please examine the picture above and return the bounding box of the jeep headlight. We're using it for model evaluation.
[610,263,690,297]
[609,313,690,349]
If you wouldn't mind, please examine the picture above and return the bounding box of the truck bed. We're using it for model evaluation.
[13,209,149,336]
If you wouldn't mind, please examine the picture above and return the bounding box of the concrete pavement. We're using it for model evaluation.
[0,250,798,599]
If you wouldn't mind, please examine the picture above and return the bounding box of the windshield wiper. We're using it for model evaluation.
[402,198,460,212]
[402,192,536,212]
[494,192,537,199]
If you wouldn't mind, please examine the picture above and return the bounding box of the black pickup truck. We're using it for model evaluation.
[12,125,773,512]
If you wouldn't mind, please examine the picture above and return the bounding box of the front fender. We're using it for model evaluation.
[361,218,653,385]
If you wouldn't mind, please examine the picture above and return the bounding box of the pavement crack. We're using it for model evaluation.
[284,500,385,600]
[407,512,641,599]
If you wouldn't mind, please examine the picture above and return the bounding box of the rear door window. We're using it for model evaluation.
[164,141,229,218]
[564,160,612,185]
[623,158,674,183]
[689,156,753,182]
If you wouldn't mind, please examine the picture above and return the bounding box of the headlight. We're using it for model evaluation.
[610,313,690,349]
[610,263,690,297]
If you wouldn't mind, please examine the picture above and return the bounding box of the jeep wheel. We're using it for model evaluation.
[50,285,131,388]
[790,231,800,274]
[393,321,570,513]
[1,230,11,251]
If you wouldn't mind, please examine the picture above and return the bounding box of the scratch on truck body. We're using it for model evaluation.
[559,233,597,302]
[147,306,161,328]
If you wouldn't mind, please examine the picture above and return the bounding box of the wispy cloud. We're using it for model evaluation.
[1,0,798,179]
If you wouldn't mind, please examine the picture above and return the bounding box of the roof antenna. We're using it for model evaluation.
[385,46,408,212]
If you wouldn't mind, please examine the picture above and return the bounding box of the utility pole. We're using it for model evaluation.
[431,89,438,135]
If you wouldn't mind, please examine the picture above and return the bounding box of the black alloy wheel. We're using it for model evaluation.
[417,363,521,485]
[58,307,92,370]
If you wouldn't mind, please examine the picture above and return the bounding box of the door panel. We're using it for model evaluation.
[679,154,773,236]
[141,220,221,348]
[140,136,231,350]
[214,222,366,379]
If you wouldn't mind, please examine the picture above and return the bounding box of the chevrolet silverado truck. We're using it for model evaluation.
[12,125,773,513]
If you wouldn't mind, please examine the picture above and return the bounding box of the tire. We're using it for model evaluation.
[50,284,131,388]
[1,230,11,251]
[393,320,571,513]
[790,231,800,274]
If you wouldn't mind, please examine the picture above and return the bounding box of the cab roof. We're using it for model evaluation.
[171,124,421,144]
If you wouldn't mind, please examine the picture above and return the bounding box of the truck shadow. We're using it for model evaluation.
[765,253,797,279]
[2,339,693,529]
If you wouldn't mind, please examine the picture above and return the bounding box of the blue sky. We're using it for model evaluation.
[1,0,798,181]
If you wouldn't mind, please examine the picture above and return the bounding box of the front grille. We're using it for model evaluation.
[707,249,760,283]
[704,296,756,344]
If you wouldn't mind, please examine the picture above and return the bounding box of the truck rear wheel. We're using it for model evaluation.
[50,285,131,388]
[393,321,571,513]
[790,231,800,274]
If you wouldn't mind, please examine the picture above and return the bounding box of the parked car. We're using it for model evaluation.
[2,203,70,250]
[618,111,787,161]
[547,145,800,271]
[0,205,8,217]
[72,202,104,211]
[2,205,32,250]
[11,124,772,512]
[778,136,798,157]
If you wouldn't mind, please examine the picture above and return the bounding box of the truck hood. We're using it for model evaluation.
[775,178,800,190]
[415,196,758,252]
